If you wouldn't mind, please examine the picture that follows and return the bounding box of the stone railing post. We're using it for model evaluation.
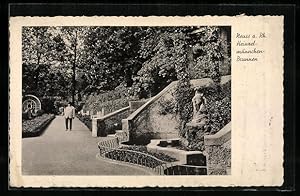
[121,119,131,142]
[92,118,98,137]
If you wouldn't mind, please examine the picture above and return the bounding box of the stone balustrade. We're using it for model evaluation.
[92,106,130,137]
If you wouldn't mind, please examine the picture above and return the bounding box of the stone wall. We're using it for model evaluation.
[92,106,130,137]
[129,100,148,112]
[204,122,231,175]
[124,87,180,144]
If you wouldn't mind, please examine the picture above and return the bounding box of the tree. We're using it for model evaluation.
[22,26,230,107]
[22,27,74,99]
[82,26,146,94]
[22,27,55,95]
[59,26,88,104]
[189,26,230,82]
[130,27,193,98]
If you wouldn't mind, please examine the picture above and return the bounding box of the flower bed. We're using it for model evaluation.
[22,114,55,138]
[119,145,177,162]
[98,140,177,174]
[104,149,165,168]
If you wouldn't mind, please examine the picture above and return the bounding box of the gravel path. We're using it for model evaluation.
[22,115,152,175]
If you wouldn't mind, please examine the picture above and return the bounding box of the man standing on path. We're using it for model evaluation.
[64,102,75,131]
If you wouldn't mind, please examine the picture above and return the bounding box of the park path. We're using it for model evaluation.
[22,115,152,175]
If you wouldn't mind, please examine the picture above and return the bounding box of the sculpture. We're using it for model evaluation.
[183,88,209,143]
[190,88,208,128]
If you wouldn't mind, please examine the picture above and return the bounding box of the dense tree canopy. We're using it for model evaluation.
[22,26,230,104]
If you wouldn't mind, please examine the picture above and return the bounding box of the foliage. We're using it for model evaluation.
[22,112,29,120]
[103,110,130,134]
[88,97,129,115]
[35,109,44,116]
[102,145,178,166]
[22,114,55,137]
[85,86,128,105]
[22,27,72,98]
[177,81,231,151]
[129,27,191,98]
[104,149,165,168]
[22,26,230,116]
[41,98,56,114]
[82,27,145,93]
[128,131,156,146]
[76,114,92,131]
[174,79,194,137]
[205,81,231,134]
[189,26,231,82]
[82,86,131,115]
[157,97,176,116]
[120,145,177,162]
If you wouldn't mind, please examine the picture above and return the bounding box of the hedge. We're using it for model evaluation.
[77,114,92,131]
[22,114,55,138]
[88,97,129,115]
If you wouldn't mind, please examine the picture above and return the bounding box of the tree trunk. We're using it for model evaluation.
[35,52,41,94]
[72,30,78,105]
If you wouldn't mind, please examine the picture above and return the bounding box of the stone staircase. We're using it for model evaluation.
[93,75,231,146]
[91,100,147,142]
[92,76,231,175]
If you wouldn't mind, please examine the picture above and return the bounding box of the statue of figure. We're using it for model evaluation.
[184,88,210,145]
[190,88,208,126]
[192,89,207,117]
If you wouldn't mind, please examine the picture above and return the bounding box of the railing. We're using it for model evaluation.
[98,138,207,175]
[92,106,130,137]
[98,138,176,175]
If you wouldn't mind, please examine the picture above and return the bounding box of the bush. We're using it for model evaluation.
[22,113,55,137]
[86,97,129,115]
[96,98,129,114]
[41,98,56,114]
[171,140,180,147]
[157,98,176,115]
[174,78,193,137]
[84,87,129,109]
[35,109,44,116]
[205,81,231,134]
[77,114,92,131]
[129,132,155,145]
[105,109,130,134]
[22,112,29,120]
[184,81,231,151]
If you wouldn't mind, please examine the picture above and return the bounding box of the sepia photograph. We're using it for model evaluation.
[9,15,285,188]
[21,25,231,176]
